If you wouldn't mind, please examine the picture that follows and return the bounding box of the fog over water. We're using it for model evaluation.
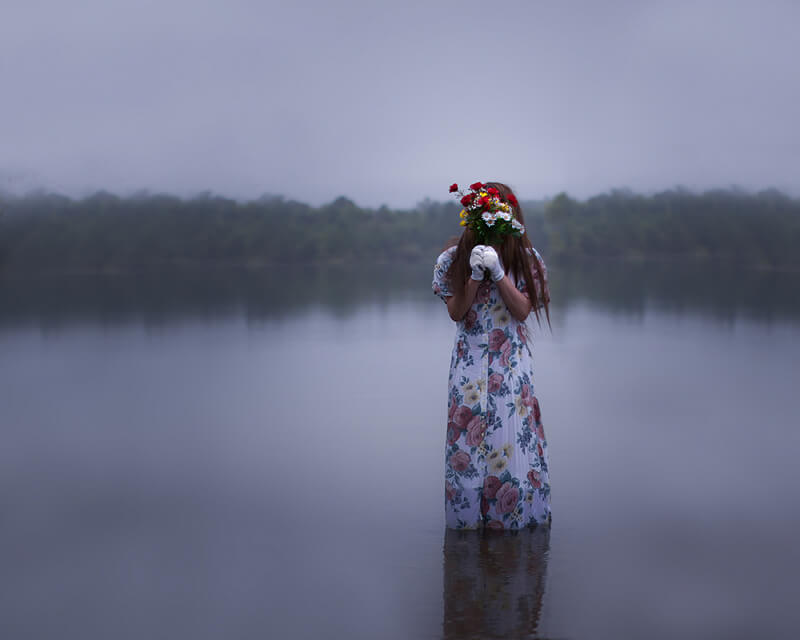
[2,261,799,639]
[2,0,800,206]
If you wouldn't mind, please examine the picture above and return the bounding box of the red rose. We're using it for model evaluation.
[460,194,474,206]
[449,450,471,472]
[483,475,502,499]
[453,404,474,427]
[487,187,498,196]
[507,193,518,206]
[487,372,504,393]
[469,181,484,191]
[488,328,506,351]
[449,183,458,193]
[465,415,487,447]
[495,482,520,514]
[447,421,463,445]
[478,195,490,206]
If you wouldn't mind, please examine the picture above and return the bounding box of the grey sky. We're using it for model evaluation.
[2,0,798,208]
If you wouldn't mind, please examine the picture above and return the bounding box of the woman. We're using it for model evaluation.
[432,181,552,530]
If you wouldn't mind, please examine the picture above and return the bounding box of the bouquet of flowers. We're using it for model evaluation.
[448,181,524,245]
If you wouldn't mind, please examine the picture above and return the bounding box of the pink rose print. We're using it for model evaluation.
[464,308,477,330]
[446,421,463,445]
[499,339,512,367]
[457,339,467,361]
[520,384,536,411]
[517,324,527,344]
[464,415,487,446]
[483,475,502,500]
[445,481,457,501]
[527,469,542,489]
[449,401,457,422]
[449,449,471,472]
[475,283,491,304]
[533,396,541,422]
[453,405,473,427]
[536,423,545,442]
[487,519,505,530]
[487,372,504,393]
[537,442,544,458]
[495,482,520,514]
[488,328,506,351]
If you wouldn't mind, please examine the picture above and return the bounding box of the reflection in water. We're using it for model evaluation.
[443,525,551,640]
[1,258,799,330]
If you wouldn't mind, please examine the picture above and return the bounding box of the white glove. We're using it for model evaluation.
[482,247,505,282]
[469,245,487,280]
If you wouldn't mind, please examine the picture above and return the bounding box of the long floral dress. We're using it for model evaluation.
[432,245,552,530]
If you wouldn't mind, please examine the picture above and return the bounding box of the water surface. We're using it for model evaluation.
[1,260,799,639]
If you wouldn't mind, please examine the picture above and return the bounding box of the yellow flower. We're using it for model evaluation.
[502,442,514,458]
[459,209,467,218]
[494,309,511,326]
[460,220,467,226]
[489,456,508,473]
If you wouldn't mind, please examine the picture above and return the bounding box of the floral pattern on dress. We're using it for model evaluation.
[433,245,552,530]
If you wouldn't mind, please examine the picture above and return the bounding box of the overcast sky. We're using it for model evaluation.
[1,0,798,207]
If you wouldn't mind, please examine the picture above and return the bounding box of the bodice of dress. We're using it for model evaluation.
[433,244,553,530]
[432,245,549,343]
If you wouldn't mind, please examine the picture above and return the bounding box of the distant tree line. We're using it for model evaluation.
[0,187,798,274]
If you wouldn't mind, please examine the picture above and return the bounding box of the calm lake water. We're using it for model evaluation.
[1,260,799,639]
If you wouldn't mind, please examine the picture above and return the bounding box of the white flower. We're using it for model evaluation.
[502,442,514,458]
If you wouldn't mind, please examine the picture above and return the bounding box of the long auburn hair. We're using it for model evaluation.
[443,181,551,329]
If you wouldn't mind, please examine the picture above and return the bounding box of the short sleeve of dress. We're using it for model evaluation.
[516,247,551,310]
[432,246,457,303]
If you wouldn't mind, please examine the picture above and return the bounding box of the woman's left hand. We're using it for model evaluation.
[482,247,505,282]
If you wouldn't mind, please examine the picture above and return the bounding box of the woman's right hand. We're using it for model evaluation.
[469,245,487,280]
